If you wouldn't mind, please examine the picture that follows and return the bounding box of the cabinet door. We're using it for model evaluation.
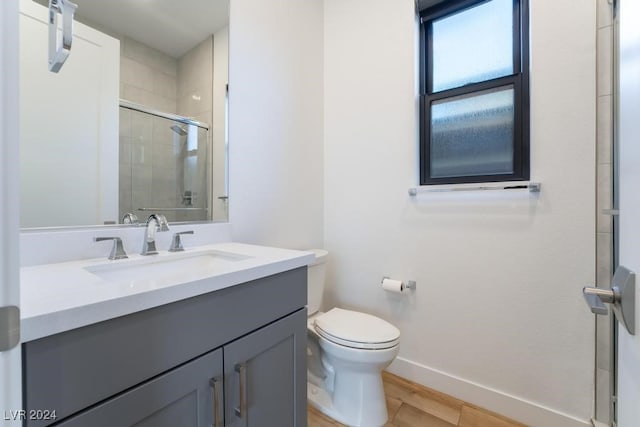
[56,349,224,427]
[224,308,307,427]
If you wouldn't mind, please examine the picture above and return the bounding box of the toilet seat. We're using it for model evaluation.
[314,308,400,350]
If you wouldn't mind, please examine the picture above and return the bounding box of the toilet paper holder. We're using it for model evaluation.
[381,277,417,290]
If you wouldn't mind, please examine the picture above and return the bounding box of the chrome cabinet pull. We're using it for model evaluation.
[209,377,222,427]
[234,363,247,418]
[48,0,78,73]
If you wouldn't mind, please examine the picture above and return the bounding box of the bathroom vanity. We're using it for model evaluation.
[19,243,311,427]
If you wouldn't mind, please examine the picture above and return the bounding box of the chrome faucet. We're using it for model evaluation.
[141,214,169,255]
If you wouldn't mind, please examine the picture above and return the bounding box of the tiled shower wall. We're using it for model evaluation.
[595,0,613,423]
[118,36,214,223]
[178,37,214,126]
[176,37,214,223]
[118,38,180,222]
[120,37,179,114]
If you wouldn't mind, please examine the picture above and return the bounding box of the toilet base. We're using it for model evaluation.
[308,382,344,424]
[307,380,388,427]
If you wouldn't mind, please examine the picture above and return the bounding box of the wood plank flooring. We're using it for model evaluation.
[308,372,527,427]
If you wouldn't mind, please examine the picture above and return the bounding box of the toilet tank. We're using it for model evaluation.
[307,249,328,316]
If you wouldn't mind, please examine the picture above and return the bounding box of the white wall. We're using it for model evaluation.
[616,1,640,425]
[323,1,596,426]
[228,0,324,249]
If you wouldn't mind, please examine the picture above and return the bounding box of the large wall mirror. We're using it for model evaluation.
[19,0,229,228]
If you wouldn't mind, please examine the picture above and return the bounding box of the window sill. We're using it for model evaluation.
[408,181,541,196]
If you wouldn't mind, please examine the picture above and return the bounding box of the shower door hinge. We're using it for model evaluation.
[0,306,20,351]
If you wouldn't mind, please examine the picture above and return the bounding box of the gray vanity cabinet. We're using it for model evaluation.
[22,267,308,427]
[54,308,308,427]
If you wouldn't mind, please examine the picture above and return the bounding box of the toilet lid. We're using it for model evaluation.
[314,308,400,350]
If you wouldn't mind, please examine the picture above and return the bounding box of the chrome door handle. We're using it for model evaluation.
[583,290,609,315]
[583,265,635,335]
[48,0,78,73]
[209,377,222,427]
[234,363,247,419]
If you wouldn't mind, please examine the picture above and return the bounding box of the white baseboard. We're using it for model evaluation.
[387,357,591,427]
[590,419,610,427]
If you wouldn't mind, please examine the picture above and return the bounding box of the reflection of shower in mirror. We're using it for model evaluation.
[119,101,211,224]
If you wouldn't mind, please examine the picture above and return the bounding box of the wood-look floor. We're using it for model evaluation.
[308,372,527,427]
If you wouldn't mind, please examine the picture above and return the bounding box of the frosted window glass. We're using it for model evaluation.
[432,0,513,92]
[430,87,514,178]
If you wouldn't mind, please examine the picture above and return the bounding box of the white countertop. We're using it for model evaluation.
[20,243,314,342]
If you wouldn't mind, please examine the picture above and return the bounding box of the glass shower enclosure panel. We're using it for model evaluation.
[119,106,210,223]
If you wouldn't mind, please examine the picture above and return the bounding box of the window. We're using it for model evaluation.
[419,0,529,185]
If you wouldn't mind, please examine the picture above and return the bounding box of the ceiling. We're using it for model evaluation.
[43,0,229,58]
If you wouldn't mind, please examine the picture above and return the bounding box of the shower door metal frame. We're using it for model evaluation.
[610,0,620,424]
[119,99,210,131]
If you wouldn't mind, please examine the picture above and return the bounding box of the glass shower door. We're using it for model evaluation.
[119,106,210,223]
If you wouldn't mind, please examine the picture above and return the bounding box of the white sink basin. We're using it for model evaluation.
[85,250,252,287]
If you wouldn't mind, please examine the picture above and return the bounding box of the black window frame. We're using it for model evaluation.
[419,0,530,185]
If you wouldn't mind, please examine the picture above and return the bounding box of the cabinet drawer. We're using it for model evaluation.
[23,267,306,426]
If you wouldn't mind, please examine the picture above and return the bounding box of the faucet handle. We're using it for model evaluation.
[169,231,194,252]
[121,212,139,224]
[94,237,128,260]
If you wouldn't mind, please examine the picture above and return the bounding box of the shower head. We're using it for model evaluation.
[170,125,188,136]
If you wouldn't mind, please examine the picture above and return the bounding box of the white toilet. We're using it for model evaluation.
[306,249,400,427]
